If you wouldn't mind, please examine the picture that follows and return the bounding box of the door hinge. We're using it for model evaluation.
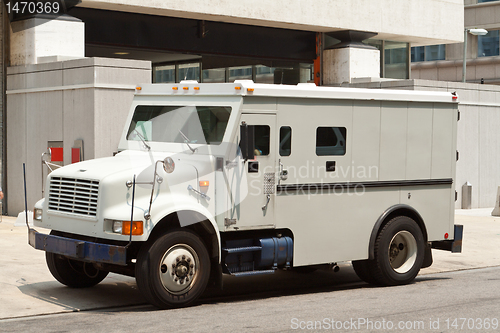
[224,218,237,227]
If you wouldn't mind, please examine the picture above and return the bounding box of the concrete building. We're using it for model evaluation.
[412,0,500,84]
[0,0,478,214]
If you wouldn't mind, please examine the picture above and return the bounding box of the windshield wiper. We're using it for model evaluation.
[178,130,197,153]
[133,129,151,151]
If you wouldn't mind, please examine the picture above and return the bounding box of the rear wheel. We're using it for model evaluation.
[46,252,108,288]
[135,230,210,309]
[369,216,425,286]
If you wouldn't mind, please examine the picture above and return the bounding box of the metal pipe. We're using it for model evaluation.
[462,28,467,83]
[126,175,136,248]
[23,163,29,231]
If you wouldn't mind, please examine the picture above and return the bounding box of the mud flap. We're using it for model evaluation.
[421,242,433,269]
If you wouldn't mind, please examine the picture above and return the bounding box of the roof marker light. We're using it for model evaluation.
[136,86,142,91]
[172,87,178,90]
[235,87,241,90]
[194,87,200,90]
[247,88,254,92]
[183,87,189,90]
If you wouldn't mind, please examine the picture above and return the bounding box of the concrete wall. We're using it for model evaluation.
[464,0,500,31]
[6,57,151,214]
[411,56,500,85]
[9,16,85,66]
[348,79,500,209]
[79,0,464,45]
[411,1,500,85]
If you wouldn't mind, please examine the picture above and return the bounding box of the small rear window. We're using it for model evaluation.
[316,127,347,156]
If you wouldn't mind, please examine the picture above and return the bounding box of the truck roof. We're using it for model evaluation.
[134,80,459,104]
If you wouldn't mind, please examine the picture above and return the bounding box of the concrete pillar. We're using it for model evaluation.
[6,58,151,215]
[491,186,500,216]
[462,182,472,209]
[9,15,84,66]
[323,30,380,85]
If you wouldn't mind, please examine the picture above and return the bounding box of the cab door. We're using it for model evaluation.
[225,113,277,230]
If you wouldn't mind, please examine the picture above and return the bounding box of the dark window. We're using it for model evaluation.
[279,126,292,156]
[478,30,499,57]
[254,125,270,156]
[316,127,347,156]
[411,45,445,62]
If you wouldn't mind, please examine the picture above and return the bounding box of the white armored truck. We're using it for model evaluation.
[30,81,463,308]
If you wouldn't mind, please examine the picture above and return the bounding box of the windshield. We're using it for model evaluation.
[126,105,232,145]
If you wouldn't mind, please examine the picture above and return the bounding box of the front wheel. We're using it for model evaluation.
[46,252,109,288]
[135,230,210,309]
[369,216,425,286]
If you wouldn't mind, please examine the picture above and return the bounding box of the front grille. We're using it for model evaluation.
[48,177,99,217]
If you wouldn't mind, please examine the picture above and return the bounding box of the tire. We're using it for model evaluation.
[352,260,377,285]
[46,252,109,288]
[135,229,210,309]
[368,216,425,286]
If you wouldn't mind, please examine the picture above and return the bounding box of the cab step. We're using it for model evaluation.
[222,246,262,254]
[230,269,275,277]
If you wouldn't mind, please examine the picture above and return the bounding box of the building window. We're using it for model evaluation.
[202,68,226,83]
[255,65,276,84]
[411,46,425,62]
[478,30,499,57]
[478,0,499,3]
[384,41,410,79]
[178,63,200,81]
[154,65,175,83]
[364,40,410,79]
[154,62,312,84]
[228,66,253,82]
[316,127,347,156]
[279,126,292,156]
[411,45,446,62]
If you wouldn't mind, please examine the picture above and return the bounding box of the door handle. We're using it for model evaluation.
[279,159,288,182]
[187,185,211,201]
[262,194,271,211]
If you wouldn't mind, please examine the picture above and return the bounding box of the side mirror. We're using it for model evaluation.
[240,122,255,161]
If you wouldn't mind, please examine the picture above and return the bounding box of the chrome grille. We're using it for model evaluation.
[48,177,99,217]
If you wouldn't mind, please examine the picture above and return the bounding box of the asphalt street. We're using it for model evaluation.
[2,266,499,333]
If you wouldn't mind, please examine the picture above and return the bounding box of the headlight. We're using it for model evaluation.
[33,208,43,221]
[109,219,143,235]
[112,220,123,233]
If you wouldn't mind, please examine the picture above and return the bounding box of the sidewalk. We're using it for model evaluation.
[0,216,142,320]
[1,209,499,320]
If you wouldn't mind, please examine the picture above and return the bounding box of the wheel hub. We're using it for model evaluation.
[159,244,198,294]
[388,231,417,274]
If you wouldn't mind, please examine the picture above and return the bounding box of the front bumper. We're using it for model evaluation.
[29,229,128,266]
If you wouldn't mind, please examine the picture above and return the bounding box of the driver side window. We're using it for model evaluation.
[253,125,270,156]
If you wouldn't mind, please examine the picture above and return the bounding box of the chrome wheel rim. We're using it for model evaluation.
[388,231,417,274]
[159,244,199,295]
